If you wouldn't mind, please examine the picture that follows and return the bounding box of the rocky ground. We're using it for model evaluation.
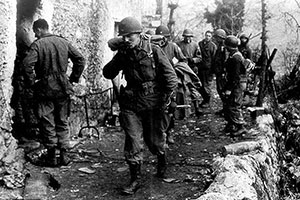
[20,82,255,200]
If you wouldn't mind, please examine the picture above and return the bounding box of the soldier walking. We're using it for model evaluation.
[177,29,203,116]
[103,17,177,195]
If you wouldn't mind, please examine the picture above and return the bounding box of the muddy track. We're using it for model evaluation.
[25,82,254,200]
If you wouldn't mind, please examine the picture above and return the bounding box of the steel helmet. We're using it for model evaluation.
[214,29,226,39]
[224,35,239,49]
[239,33,248,39]
[155,25,170,37]
[182,29,193,37]
[118,17,142,36]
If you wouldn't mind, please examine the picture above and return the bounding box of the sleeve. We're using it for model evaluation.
[154,46,178,94]
[103,52,124,79]
[247,48,253,61]
[22,43,38,87]
[108,37,125,51]
[211,42,217,59]
[174,43,187,63]
[192,44,202,64]
[68,43,85,83]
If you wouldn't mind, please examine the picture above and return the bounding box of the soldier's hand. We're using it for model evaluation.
[108,37,125,51]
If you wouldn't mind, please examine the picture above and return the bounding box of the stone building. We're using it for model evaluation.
[0,0,160,191]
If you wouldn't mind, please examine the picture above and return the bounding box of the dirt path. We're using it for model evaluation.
[25,81,253,200]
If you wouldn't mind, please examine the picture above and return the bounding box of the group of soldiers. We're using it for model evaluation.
[146,25,254,141]
[104,16,255,195]
[11,16,255,196]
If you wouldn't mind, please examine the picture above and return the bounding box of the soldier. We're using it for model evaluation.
[154,25,187,144]
[155,25,187,65]
[238,33,253,60]
[198,30,217,109]
[177,29,203,116]
[23,19,85,167]
[212,29,227,116]
[103,17,177,195]
[223,35,247,136]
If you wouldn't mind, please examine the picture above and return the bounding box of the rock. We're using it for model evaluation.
[221,141,261,156]
[0,134,7,160]
[2,137,18,164]
[196,192,231,200]
[78,167,95,174]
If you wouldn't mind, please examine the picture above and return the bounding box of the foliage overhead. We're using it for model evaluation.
[203,0,245,35]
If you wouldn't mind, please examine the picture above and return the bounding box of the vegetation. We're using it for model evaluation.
[203,0,245,35]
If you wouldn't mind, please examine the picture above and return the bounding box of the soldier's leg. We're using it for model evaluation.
[188,86,202,117]
[215,73,226,115]
[55,97,71,166]
[38,100,57,167]
[227,88,247,136]
[198,70,211,108]
[119,109,144,195]
[142,109,167,178]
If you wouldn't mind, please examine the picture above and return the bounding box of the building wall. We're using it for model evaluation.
[0,0,27,192]
[0,0,148,190]
[0,0,16,130]
[0,0,145,173]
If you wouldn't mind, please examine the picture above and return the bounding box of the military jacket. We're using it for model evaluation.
[23,34,85,99]
[198,39,217,70]
[212,41,227,74]
[103,37,177,112]
[160,41,187,66]
[177,41,201,69]
[224,50,246,91]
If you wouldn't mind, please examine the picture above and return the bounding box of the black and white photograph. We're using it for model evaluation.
[0,0,300,199]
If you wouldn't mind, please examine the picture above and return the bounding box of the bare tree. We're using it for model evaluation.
[167,2,178,40]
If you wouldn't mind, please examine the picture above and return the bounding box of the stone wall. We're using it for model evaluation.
[197,114,279,200]
[0,0,27,195]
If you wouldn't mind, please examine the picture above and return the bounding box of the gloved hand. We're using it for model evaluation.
[108,37,125,51]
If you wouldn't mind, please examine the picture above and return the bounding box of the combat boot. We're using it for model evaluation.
[122,163,141,195]
[60,148,71,166]
[46,147,58,167]
[156,154,167,178]
[231,124,247,137]
[223,123,235,133]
